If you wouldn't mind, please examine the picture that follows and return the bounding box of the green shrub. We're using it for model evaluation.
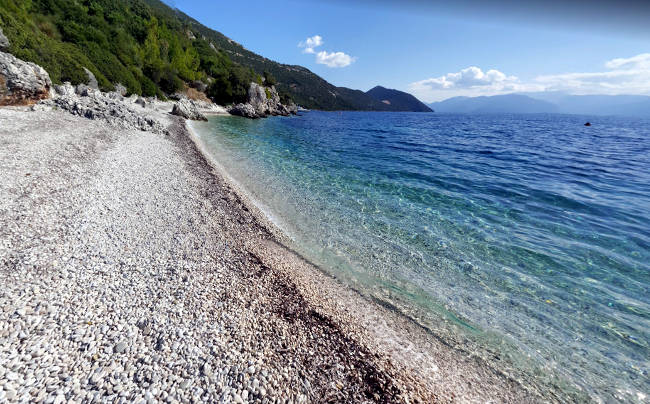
[0,0,266,105]
[263,70,277,86]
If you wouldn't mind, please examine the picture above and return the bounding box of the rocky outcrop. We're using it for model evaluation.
[170,98,208,121]
[228,82,297,119]
[43,84,165,133]
[228,103,257,119]
[83,67,99,89]
[0,27,9,51]
[114,83,127,96]
[54,82,76,97]
[0,51,52,106]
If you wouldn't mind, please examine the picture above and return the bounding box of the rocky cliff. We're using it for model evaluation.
[0,51,52,106]
[228,83,297,119]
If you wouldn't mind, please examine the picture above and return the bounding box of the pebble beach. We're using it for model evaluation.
[0,105,546,403]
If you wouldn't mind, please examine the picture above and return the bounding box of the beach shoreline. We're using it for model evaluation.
[0,105,546,403]
[183,118,557,403]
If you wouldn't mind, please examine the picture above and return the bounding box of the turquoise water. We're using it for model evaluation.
[191,112,649,401]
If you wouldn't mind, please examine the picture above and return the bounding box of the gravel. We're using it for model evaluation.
[0,103,547,403]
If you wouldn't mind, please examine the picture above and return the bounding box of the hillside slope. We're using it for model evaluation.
[366,86,433,112]
[144,0,401,111]
[429,92,650,117]
[0,0,422,111]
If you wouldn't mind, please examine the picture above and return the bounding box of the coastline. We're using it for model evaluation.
[0,106,547,403]
[184,118,557,403]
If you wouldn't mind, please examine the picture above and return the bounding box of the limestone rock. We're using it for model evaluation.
[83,67,99,89]
[0,51,52,106]
[54,82,76,97]
[0,27,9,51]
[171,99,208,121]
[75,84,99,97]
[227,82,297,118]
[41,89,165,133]
[114,83,127,96]
[228,103,257,118]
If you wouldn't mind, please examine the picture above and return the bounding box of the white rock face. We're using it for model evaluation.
[43,85,166,133]
[54,82,76,97]
[228,82,296,118]
[0,27,9,50]
[171,98,208,121]
[0,51,52,106]
[83,67,99,89]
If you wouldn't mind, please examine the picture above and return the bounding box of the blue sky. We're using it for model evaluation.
[166,0,650,102]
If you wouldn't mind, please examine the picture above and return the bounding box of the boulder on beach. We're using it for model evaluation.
[0,51,52,106]
[54,82,76,97]
[83,67,99,89]
[114,83,127,96]
[171,98,208,121]
[228,102,258,118]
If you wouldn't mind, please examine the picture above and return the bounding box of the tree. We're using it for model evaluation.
[263,70,277,86]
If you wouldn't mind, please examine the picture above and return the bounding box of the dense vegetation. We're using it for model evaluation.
[0,0,263,101]
[0,0,426,110]
[366,86,433,112]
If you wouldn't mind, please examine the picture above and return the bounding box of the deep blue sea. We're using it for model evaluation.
[191,112,650,402]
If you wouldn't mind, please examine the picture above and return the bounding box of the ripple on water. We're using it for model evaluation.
[191,112,650,402]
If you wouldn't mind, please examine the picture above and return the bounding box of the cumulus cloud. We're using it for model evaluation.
[604,53,650,70]
[315,51,355,68]
[298,35,323,54]
[409,66,539,101]
[299,35,356,68]
[536,53,650,95]
[411,66,519,90]
[410,53,650,102]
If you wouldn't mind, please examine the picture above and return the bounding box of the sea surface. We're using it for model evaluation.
[191,112,650,402]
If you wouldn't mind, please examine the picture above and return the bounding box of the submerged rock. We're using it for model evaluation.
[0,51,52,106]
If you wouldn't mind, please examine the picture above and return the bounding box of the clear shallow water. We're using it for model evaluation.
[192,112,650,401]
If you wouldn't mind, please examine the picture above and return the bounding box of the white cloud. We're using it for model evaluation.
[604,53,650,70]
[535,53,650,95]
[409,53,650,102]
[315,51,355,68]
[299,35,355,68]
[298,35,323,54]
[409,66,540,101]
[411,66,519,90]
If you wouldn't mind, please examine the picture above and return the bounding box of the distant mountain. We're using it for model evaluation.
[518,92,650,117]
[366,86,433,112]
[429,94,558,113]
[429,92,650,117]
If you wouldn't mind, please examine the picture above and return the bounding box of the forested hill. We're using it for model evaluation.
[366,86,433,112]
[0,0,422,111]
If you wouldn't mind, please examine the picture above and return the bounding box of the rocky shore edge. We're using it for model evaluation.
[1,40,296,125]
